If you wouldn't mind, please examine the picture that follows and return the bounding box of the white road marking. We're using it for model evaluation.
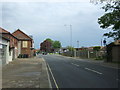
[71,63,79,67]
[85,67,103,75]
[47,63,59,90]
[41,58,52,88]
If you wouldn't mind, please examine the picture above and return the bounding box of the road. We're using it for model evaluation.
[39,54,119,88]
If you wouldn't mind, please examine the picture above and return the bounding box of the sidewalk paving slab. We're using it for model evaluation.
[2,57,51,88]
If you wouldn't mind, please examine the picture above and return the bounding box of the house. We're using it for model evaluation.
[114,39,120,45]
[0,35,10,65]
[12,29,34,58]
[106,40,120,62]
[0,27,19,61]
[40,40,52,53]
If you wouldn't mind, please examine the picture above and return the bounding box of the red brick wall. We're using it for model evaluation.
[2,34,18,48]
[21,40,32,57]
[12,30,33,57]
[112,45,120,62]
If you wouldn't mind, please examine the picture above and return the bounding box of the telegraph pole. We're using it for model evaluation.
[77,40,79,49]
[70,24,72,48]
[64,24,73,56]
[64,24,73,47]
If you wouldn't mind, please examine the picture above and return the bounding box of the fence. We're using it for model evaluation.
[63,50,105,59]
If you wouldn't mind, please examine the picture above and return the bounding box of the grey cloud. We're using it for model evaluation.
[2,2,107,48]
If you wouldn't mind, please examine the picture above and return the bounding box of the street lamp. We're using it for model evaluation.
[64,24,73,56]
[103,38,107,62]
[103,38,107,46]
[101,35,104,47]
[77,40,79,49]
[64,24,73,47]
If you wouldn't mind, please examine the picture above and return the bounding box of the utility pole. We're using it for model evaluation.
[77,40,79,49]
[64,24,73,56]
[70,24,72,48]
[64,24,73,47]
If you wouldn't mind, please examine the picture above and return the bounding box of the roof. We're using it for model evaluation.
[0,27,19,40]
[0,27,10,33]
[12,29,33,40]
[0,35,10,41]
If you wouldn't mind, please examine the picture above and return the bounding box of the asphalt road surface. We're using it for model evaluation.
[39,54,119,88]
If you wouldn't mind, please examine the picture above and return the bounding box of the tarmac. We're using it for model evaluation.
[55,54,120,69]
[1,54,119,89]
[2,56,51,88]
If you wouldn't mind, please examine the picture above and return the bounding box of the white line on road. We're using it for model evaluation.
[71,63,79,67]
[47,63,59,90]
[85,67,103,75]
[41,58,52,88]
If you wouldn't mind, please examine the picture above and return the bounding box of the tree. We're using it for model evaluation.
[40,38,62,53]
[53,41,61,49]
[93,46,101,51]
[98,1,120,40]
[46,38,53,43]
[67,46,75,51]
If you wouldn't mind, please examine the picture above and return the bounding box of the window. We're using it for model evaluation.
[22,41,28,48]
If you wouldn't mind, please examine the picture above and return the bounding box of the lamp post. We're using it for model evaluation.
[103,38,106,46]
[101,35,104,47]
[64,24,73,56]
[77,40,79,49]
[64,24,72,47]
[103,38,107,62]
[70,24,72,48]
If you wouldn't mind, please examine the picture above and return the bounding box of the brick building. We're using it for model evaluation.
[12,29,34,57]
[40,40,52,53]
[106,40,120,62]
[0,35,10,65]
[0,27,19,60]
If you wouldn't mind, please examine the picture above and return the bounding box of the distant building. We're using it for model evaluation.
[40,40,52,53]
[12,29,34,57]
[59,47,69,53]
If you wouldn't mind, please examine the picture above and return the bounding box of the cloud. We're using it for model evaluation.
[2,2,107,48]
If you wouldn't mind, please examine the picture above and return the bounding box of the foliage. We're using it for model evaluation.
[98,1,120,40]
[45,38,61,49]
[95,56,103,60]
[67,46,75,51]
[46,38,54,43]
[36,50,40,54]
[93,46,101,51]
[53,41,61,49]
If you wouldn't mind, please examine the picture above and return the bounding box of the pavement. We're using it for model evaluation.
[2,56,51,88]
[42,54,119,88]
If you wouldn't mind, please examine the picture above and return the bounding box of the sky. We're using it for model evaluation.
[0,0,113,49]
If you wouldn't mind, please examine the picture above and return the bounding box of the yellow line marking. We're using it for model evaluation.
[47,63,59,89]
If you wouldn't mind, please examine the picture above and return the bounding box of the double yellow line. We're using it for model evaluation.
[47,63,59,90]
